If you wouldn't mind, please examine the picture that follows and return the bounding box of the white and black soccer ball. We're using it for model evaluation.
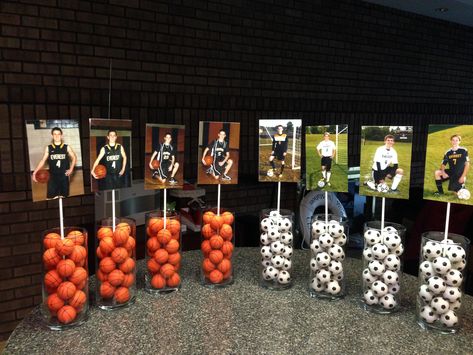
[310,257,320,272]
[260,233,270,246]
[383,234,402,251]
[282,258,292,271]
[328,260,343,275]
[418,284,434,303]
[262,267,279,281]
[371,280,389,297]
[427,276,446,294]
[277,218,292,232]
[445,245,466,263]
[270,241,285,255]
[260,246,272,259]
[316,252,331,267]
[379,294,397,310]
[266,226,280,242]
[316,269,332,284]
[326,280,341,295]
[384,254,401,272]
[328,245,345,261]
[311,221,327,236]
[333,234,347,247]
[372,243,389,261]
[282,245,293,259]
[277,270,291,284]
[444,269,463,287]
[328,223,344,238]
[261,258,272,268]
[432,257,451,275]
[363,247,375,261]
[317,180,325,188]
[364,289,378,305]
[419,305,438,324]
[364,229,382,246]
[368,260,385,276]
[419,260,435,281]
[310,239,322,254]
[457,188,471,200]
[260,217,274,232]
[271,255,285,268]
[311,277,325,292]
[267,169,274,177]
[362,268,377,285]
[280,232,293,245]
[440,310,458,328]
[443,286,461,303]
[377,183,389,193]
[422,241,443,261]
[381,270,399,285]
[319,233,334,248]
[431,296,450,315]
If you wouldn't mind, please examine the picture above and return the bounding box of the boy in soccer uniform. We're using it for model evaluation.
[366,135,404,192]
[91,129,127,190]
[201,129,233,181]
[32,127,77,199]
[317,132,336,186]
[269,125,288,178]
[149,132,179,185]
[434,134,470,195]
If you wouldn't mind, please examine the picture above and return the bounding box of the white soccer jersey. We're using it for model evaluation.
[372,146,398,170]
[317,140,336,157]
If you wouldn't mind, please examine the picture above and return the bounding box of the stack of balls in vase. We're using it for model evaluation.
[260,211,293,286]
[201,210,234,285]
[418,240,466,328]
[309,219,347,296]
[362,226,403,310]
[146,216,181,290]
[43,230,88,325]
[96,222,136,305]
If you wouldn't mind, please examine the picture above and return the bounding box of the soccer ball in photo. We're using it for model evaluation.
[267,169,274,177]
[457,188,471,200]
[377,183,389,193]
[317,180,325,188]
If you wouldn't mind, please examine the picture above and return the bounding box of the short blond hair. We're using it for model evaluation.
[450,134,461,141]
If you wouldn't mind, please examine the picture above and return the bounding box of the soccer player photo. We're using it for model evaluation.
[359,126,413,200]
[423,125,472,205]
[258,119,302,183]
[89,118,132,192]
[145,124,185,190]
[25,119,85,202]
[198,121,240,185]
[306,125,348,192]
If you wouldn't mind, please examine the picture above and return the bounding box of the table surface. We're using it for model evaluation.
[5,248,473,355]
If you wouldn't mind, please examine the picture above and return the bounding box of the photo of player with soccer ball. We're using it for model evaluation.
[89,118,132,192]
[144,123,184,190]
[198,121,240,185]
[305,125,348,192]
[359,126,413,200]
[258,119,302,183]
[26,119,85,202]
[423,124,472,206]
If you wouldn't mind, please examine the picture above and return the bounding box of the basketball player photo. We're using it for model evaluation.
[198,121,240,185]
[145,123,185,190]
[89,119,132,192]
[258,119,302,183]
[306,125,348,192]
[25,119,85,202]
[423,124,472,206]
[359,126,413,200]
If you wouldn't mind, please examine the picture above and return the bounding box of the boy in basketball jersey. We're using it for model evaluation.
[91,129,127,190]
[201,129,233,181]
[269,125,288,178]
[434,134,470,196]
[32,127,77,199]
[366,135,404,193]
[149,132,179,185]
[317,132,336,187]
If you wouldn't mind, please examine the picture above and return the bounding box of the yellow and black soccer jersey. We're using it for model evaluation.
[272,133,288,154]
[48,144,69,175]
[442,147,469,177]
[103,144,123,174]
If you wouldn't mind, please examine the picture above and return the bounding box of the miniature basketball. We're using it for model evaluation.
[36,169,50,183]
[116,222,131,234]
[122,273,134,287]
[108,269,125,287]
[43,248,61,268]
[66,230,85,246]
[99,236,115,255]
[124,236,135,255]
[151,274,166,289]
[44,270,62,290]
[209,269,223,284]
[111,247,128,264]
[99,257,116,274]
[209,235,224,250]
[151,160,160,169]
[220,224,233,241]
[202,258,216,273]
[46,293,64,313]
[55,238,75,256]
[146,237,161,253]
[221,211,234,225]
[96,269,108,282]
[119,258,135,274]
[69,267,87,286]
[203,211,215,224]
[96,246,106,259]
[148,217,164,235]
[174,263,181,272]
[160,263,175,279]
[210,215,224,230]
[57,281,77,301]
[57,305,77,324]
[221,241,234,256]
[201,240,212,256]
[69,245,87,264]
[147,258,161,274]
[167,219,181,235]
[217,259,231,274]
[94,164,107,179]
[43,233,61,249]
[114,287,130,303]
[167,252,181,265]
[99,281,115,299]
[167,273,180,288]
[97,227,113,240]
[69,290,87,311]
[154,249,169,264]
[113,227,129,246]
[209,250,224,265]
[223,269,232,280]
[203,155,213,166]
[201,224,214,239]
[157,229,172,245]
[165,239,179,254]
[57,259,76,278]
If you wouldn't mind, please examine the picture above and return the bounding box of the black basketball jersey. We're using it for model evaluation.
[156,143,174,162]
[103,144,123,174]
[442,147,469,177]
[208,140,228,161]
[272,133,288,154]
[48,144,69,175]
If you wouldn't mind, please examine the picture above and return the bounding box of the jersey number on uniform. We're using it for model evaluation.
[56,160,61,168]
[111,161,116,169]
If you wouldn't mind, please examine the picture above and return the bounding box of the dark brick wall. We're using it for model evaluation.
[1,0,473,339]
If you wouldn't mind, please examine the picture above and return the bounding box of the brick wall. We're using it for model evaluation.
[1,0,473,339]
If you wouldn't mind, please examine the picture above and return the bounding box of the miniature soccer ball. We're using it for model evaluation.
[271,255,285,268]
[282,245,293,259]
[427,276,446,294]
[431,296,450,315]
[277,270,291,284]
[266,226,280,242]
[382,226,398,235]
[362,268,378,285]
[363,247,374,261]
[317,180,325,188]
[311,277,324,292]
[261,259,272,268]
[262,267,279,280]
[328,260,343,275]
[270,241,285,255]
[319,233,334,248]
[384,254,401,271]
[383,234,402,251]
[368,260,385,276]
[310,257,320,272]
[382,270,399,285]
[418,284,434,303]
[388,282,400,295]
[444,269,463,287]
[419,261,435,281]
[328,223,344,238]
[419,305,438,324]
[443,286,461,303]
[440,310,458,327]
[267,169,274,177]
[327,245,345,261]
[451,259,466,271]
[260,217,274,232]
[432,257,451,275]
[269,210,281,219]
[372,243,389,261]
[310,239,322,254]
[326,280,341,295]
[364,229,382,246]
[422,241,443,261]
[364,289,378,305]
[280,232,293,245]
[377,183,389,193]
[311,221,326,236]
[316,269,332,284]
[457,188,471,200]
[449,299,461,311]
[260,233,270,246]
[260,246,272,259]
[282,259,292,271]
[371,280,389,297]
[445,245,466,263]
[316,252,331,268]
[333,234,347,247]
[392,244,404,256]
[334,272,344,282]
[277,218,292,232]
[379,294,397,309]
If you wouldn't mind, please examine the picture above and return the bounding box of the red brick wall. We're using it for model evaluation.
[1,0,473,339]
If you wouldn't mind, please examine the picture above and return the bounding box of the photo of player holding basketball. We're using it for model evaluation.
[202,129,233,181]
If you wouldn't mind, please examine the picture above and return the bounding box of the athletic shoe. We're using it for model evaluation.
[326,182,331,187]
[205,168,213,175]
[433,192,444,196]
[169,177,178,185]
[221,174,232,181]
[388,189,399,195]
[366,181,377,191]
[152,171,159,179]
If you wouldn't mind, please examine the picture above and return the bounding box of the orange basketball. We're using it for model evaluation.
[69,267,87,286]
[43,248,61,268]
[76,280,86,291]
[209,249,224,265]
[221,211,234,225]
[99,237,115,255]
[217,259,231,274]
[111,247,128,264]
[113,228,129,246]
[96,269,108,282]
[36,169,50,183]
[43,233,61,249]
[151,274,166,289]
[167,252,181,265]
[154,249,169,264]
[124,236,135,254]
[94,164,107,179]
[108,269,125,287]
[66,230,85,246]
[165,239,179,254]
[202,258,216,273]
[97,227,113,240]
[151,160,160,169]
[203,211,215,225]
[57,305,77,324]
[167,273,180,287]
[167,219,181,235]
[221,241,234,256]
[160,263,175,279]
[122,273,134,287]
[69,245,87,264]
[119,258,135,273]
[116,222,131,234]
[69,290,87,311]
[146,226,153,238]
[201,240,212,256]
[147,258,161,274]
[201,224,214,239]
[157,229,172,245]
[223,269,232,280]
[114,287,130,303]
[55,238,74,256]
[209,269,223,284]
[57,259,76,278]
[203,155,213,166]
[174,263,181,272]
[44,270,62,290]
[46,293,64,313]
[148,217,164,235]
[57,281,76,301]
[99,281,115,299]
[99,257,116,274]
[96,246,106,259]
[210,215,224,231]
[220,224,233,241]
[146,237,161,253]
[209,235,224,250]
